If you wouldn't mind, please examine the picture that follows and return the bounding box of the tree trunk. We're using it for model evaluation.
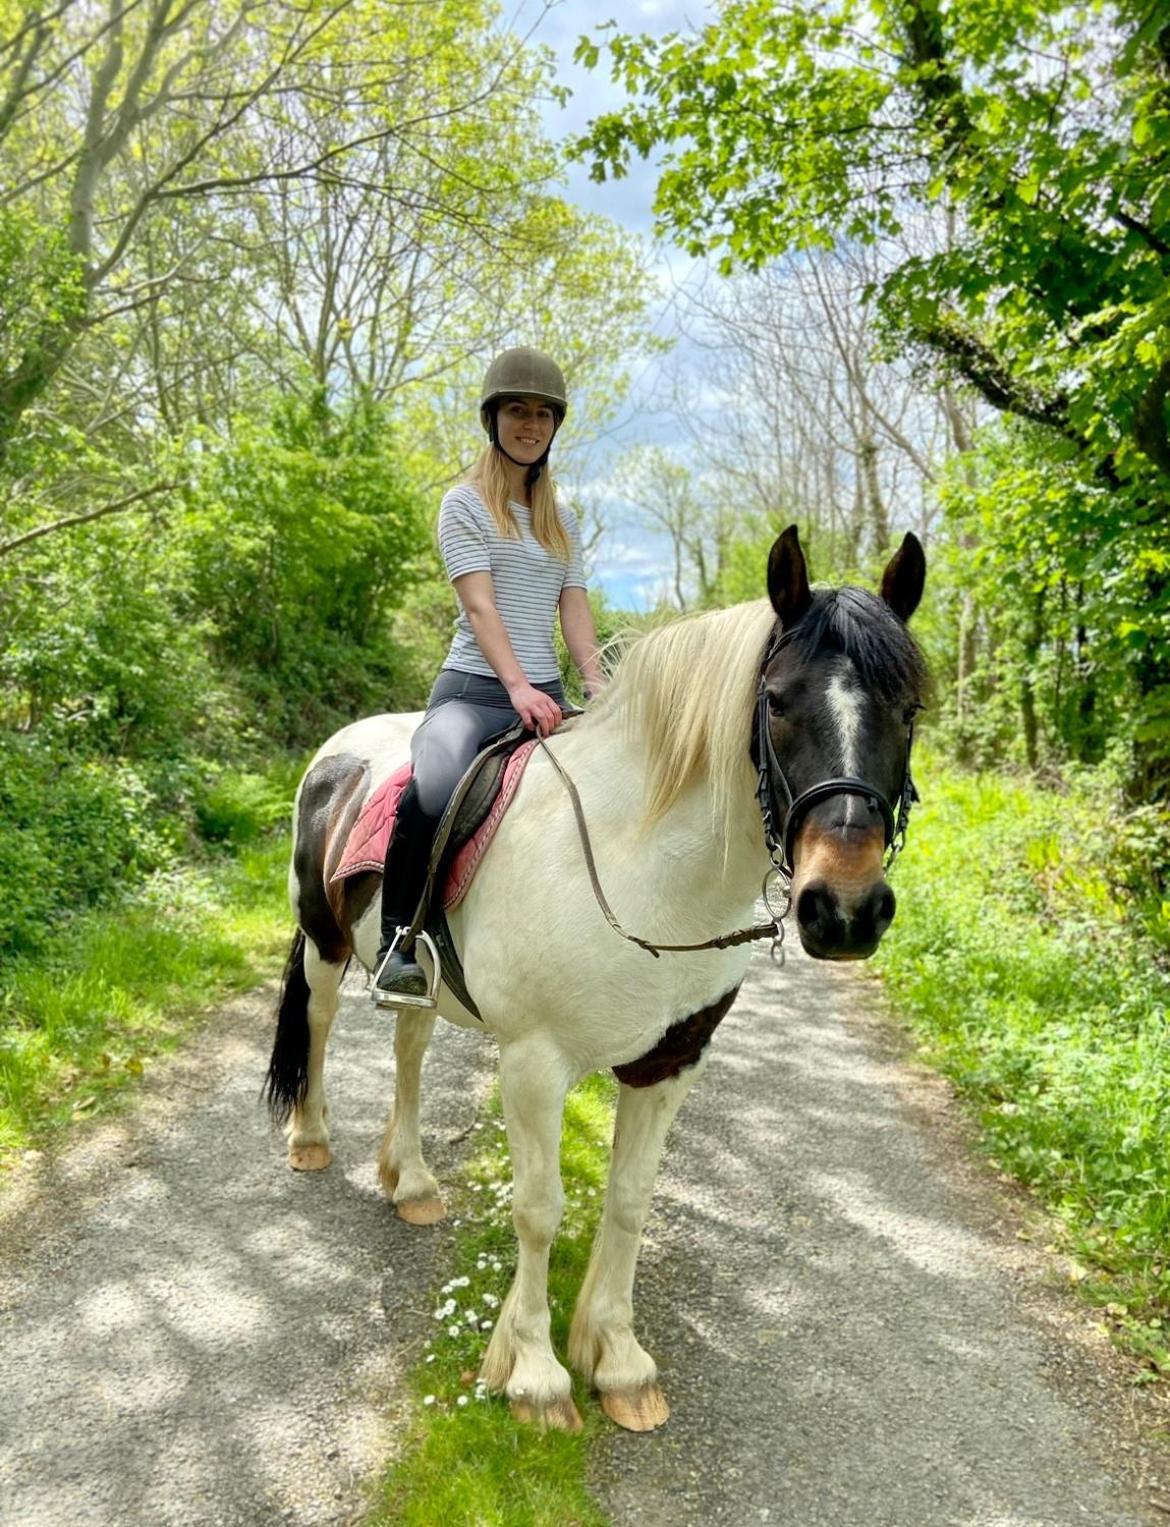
[1019,590,1045,772]
[859,434,888,554]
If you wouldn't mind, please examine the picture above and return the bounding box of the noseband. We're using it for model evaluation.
[753,623,918,879]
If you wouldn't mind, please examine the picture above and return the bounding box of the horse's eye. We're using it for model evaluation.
[767,692,786,718]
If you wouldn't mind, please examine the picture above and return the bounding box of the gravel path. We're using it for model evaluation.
[588,938,1168,1526]
[1,939,1167,1526]
[0,977,495,1526]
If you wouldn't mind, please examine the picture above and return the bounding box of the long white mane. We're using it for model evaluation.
[589,598,775,842]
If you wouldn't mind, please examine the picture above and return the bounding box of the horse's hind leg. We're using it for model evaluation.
[288,940,344,1170]
[569,1062,706,1431]
[377,1010,444,1225]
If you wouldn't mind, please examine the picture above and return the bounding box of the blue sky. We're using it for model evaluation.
[511,0,719,610]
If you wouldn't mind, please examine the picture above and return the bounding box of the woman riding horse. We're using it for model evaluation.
[373,346,604,1003]
[267,515,927,1433]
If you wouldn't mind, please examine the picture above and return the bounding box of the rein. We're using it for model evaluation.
[536,738,787,960]
[539,618,918,963]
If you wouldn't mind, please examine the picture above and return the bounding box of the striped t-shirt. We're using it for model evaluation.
[438,483,587,682]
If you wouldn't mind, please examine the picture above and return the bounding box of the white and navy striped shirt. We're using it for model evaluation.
[438,483,587,682]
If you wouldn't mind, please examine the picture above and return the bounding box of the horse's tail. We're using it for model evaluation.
[264,928,310,1125]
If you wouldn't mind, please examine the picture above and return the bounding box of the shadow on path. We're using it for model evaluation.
[588,938,1163,1527]
[0,973,494,1527]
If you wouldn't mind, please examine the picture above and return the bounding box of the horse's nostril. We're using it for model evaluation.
[796,883,835,931]
[853,882,896,946]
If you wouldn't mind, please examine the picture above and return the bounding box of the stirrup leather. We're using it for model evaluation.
[373,927,441,1010]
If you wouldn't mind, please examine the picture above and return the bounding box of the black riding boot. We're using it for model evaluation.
[373,779,441,1002]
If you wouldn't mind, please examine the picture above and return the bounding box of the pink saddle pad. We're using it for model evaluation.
[329,741,538,911]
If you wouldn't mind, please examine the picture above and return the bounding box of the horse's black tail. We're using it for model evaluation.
[264,928,310,1125]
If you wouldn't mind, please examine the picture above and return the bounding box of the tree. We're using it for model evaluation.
[0,0,656,557]
[613,444,729,608]
[0,0,572,451]
[668,250,952,566]
[575,0,1170,793]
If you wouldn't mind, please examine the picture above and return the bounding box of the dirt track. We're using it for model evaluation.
[1,942,1167,1525]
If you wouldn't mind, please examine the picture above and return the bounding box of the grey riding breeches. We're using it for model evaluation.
[409,668,566,818]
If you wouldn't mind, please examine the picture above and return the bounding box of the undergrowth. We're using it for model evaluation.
[368,1078,616,1526]
[0,761,297,1168]
[874,755,1170,1379]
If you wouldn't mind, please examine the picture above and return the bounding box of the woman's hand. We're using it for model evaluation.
[507,680,563,738]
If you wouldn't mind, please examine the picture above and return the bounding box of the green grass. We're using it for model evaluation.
[873,757,1170,1377]
[368,1077,617,1526]
[0,835,290,1166]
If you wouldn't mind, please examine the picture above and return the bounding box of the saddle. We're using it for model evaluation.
[331,713,580,1017]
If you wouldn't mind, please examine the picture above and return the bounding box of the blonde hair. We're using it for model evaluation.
[590,599,776,842]
[465,445,570,561]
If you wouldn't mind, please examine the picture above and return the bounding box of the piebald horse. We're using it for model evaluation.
[265,524,927,1432]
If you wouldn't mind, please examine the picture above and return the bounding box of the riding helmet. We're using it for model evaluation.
[479,347,568,432]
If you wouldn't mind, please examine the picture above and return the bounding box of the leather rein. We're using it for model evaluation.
[540,620,919,962]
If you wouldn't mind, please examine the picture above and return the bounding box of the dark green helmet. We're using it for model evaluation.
[479,347,568,432]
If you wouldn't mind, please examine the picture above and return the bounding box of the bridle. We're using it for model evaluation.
[752,622,919,883]
[537,618,919,965]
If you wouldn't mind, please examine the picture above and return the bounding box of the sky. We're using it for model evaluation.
[509,0,721,611]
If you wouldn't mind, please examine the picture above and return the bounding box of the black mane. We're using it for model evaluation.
[778,587,929,706]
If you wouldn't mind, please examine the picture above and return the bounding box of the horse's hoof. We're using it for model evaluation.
[288,1143,332,1172]
[395,1195,445,1226]
[510,1396,583,1433]
[601,1384,670,1432]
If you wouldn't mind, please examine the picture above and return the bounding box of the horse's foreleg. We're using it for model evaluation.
[480,1037,579,1432]
[377,1010,444,1225]
[287,941,344,1171]
[569,1061,705,1432]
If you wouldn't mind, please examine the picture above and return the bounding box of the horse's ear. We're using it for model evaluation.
[880,532,926,623]
[768,524,812,627]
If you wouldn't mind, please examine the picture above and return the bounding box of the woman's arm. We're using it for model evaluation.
[558,585,605,698]
[452,571,562,736]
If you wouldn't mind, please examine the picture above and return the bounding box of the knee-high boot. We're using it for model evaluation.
[373,779,441,999]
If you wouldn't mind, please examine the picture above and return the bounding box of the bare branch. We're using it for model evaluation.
[0,479,181,557]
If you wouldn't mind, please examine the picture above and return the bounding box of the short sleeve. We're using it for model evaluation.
[560,505,587,591]
[437,488,491,582]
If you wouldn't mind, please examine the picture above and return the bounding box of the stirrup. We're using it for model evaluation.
[373,927,440,1010]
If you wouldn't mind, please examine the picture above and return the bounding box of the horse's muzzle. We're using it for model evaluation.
[794,876,896,960]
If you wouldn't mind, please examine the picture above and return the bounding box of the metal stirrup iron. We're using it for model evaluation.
[372,927,442,1010]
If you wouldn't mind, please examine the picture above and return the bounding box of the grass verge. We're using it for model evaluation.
[368,1076,617,1527]
[0,834,290,1168]
[873,757,1170,1378]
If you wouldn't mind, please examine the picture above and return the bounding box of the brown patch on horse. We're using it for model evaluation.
[613,985,741,1089]
[339,870,380,948]
[294,752,370,962]
[794,819,885,895]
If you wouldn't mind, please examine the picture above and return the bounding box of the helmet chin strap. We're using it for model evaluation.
[488,406,558,487]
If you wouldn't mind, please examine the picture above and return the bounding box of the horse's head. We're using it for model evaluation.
[760,524,928,960]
